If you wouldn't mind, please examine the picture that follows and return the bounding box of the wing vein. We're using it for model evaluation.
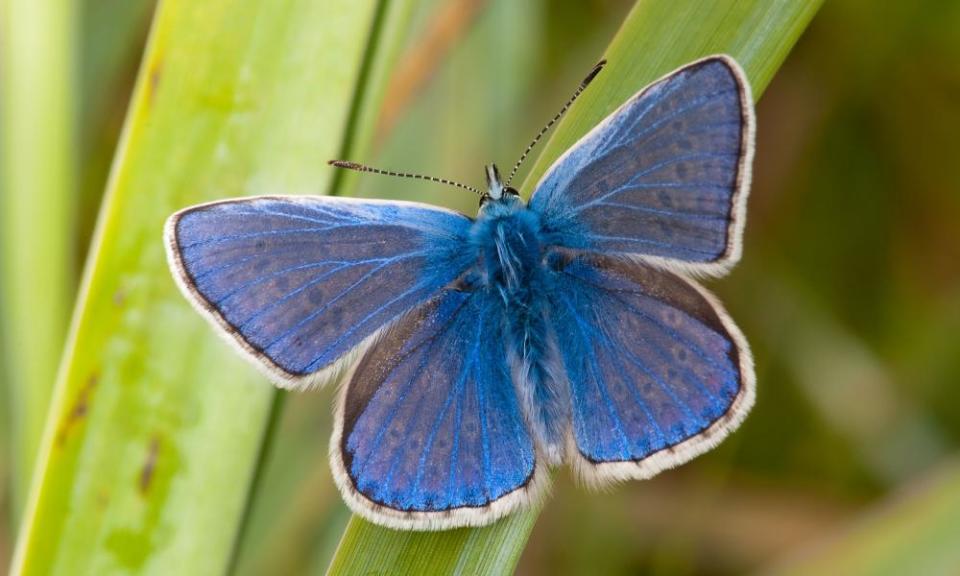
[575,152,740,212]
[354,297,470,481]
[239,249,428,336]
[558,293,635,455]
[613,87,738,150]
[180,223,383,249]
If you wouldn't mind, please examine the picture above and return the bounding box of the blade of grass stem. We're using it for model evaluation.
[0,0,76,524]
[10,0,397,573]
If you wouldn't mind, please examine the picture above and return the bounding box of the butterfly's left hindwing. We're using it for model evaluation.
[165,196,473,390]
[547,253,754,486]
[332,289,544,530]
[530,55,754,277]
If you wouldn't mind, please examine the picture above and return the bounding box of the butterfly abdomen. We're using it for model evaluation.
[470,199,570,459]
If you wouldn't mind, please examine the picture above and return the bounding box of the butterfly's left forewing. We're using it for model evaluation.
[332,289,544,529]
[165,196,474,389]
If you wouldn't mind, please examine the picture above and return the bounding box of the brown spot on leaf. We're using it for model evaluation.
[56,374,99,447]
[147,60,163,106]
[139,436,161,496]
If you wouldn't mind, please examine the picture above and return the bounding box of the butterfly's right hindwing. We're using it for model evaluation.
[546,253,754,486]
[165,195,474,389]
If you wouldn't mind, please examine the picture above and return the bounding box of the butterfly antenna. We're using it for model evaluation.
[504,59,607,187]
[328,160,482,196]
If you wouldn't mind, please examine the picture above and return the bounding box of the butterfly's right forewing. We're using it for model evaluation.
[530,55,754,277]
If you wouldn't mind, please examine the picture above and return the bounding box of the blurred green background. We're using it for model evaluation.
[2,0,960,574]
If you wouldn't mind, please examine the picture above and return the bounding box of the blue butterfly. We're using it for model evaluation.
[165,55,756,530]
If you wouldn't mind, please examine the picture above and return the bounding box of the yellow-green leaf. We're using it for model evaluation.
[11,0,401,573]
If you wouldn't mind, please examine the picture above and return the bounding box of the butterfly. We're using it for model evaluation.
[165,55,756,530]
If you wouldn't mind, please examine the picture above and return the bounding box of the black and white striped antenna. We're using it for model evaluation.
[328,59,606,197]
[327,160,482,196]
[504,59,606,187]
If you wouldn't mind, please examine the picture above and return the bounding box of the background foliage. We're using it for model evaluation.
[2,0,960,574]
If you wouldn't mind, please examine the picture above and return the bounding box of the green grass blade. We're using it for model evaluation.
[10,0,391,573]
[325,0,823,574]
[326,514,538,575]
[0,0,76,522]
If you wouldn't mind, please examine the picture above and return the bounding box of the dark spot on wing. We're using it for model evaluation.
[657,190,674,208]
[308,287,326,305]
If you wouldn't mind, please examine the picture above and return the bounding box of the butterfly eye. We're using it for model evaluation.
[503,187,520,197]
[479,193,492,207]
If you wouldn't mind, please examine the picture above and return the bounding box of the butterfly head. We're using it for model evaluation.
[481,164,520,207]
